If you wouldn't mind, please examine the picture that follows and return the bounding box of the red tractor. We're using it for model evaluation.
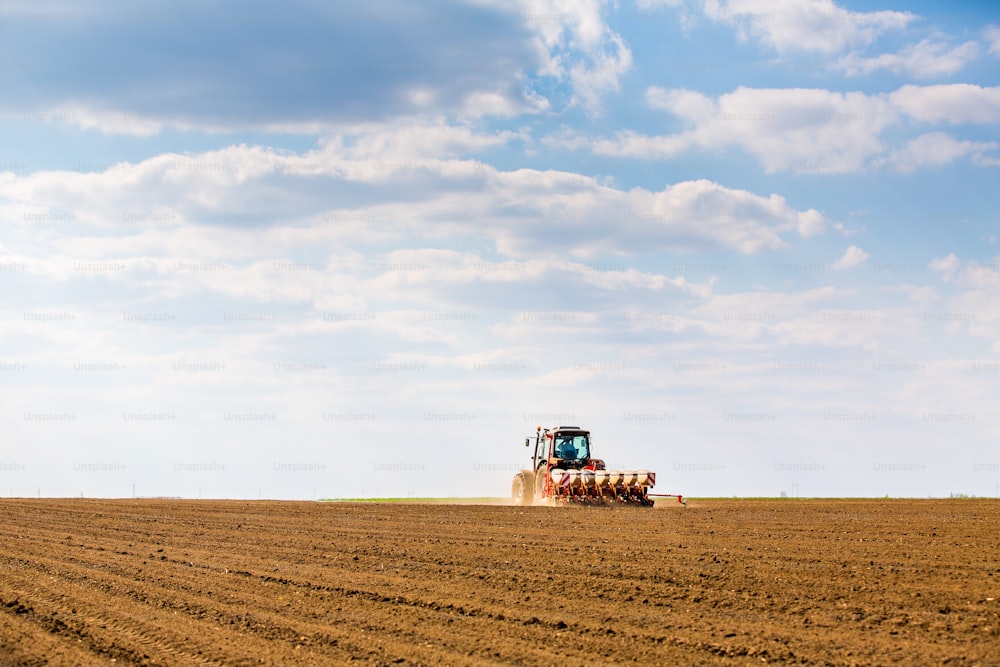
[511,426,674,507]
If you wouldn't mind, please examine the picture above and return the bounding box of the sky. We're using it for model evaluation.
[1,0,998,500]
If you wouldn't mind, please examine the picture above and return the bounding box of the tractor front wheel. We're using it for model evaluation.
[534,470,547,501]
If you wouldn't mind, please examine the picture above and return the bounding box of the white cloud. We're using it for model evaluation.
[929,253,960,280]
[46,105,537,142]
[699,0,913,54]
[476,0,633,114]
[635,0,684,7]
[971,153,1000,168]
[646,87,715,120]
[947,256,1000,291]
[891,84,1000,124]
[589,85,897,173]
[0,128,826,285]
[322,119,521,161]
[880,132,999,173]
[576,129,692,160]
[655,1,980,81]
[568,31,633,113]
[837,39,980,78]
[50,105,166,137]
[565,83,1000,173]
[924,254,1000,349]
[482,174,824,256]
[985,25,1000,56]
[669,286,917,353]
[831,246,870,270]
[460,87,551,118]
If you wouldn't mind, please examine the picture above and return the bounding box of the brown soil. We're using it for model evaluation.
[0,498,997,666]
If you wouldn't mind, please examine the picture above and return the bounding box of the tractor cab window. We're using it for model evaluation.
[554,433,589,460]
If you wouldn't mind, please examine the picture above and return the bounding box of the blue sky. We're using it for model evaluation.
[1,0,998,499]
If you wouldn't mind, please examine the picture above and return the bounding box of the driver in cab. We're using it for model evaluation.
[555,437,577,461]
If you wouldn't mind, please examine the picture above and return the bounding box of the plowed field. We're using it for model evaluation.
[0,499,997,666]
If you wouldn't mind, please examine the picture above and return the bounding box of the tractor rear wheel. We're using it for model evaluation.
[511,471,534,506]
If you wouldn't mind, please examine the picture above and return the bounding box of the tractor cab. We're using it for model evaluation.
[549,429,590,466]
[533,427,604,472]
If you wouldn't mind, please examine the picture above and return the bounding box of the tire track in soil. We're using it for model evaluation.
[0,604,102,667]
